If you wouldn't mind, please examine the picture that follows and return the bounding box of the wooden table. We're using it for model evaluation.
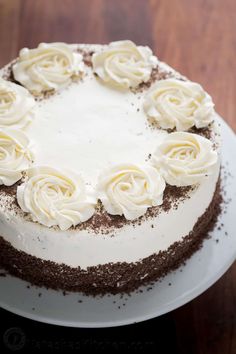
[0,1,235,353]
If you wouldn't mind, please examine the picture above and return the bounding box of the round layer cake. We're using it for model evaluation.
[0,41,221,295]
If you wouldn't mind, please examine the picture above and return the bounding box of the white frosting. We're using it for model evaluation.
[92,40,157,88]
[144,79,215,131]
[0,128,32,186]
[0,45,221,269]
[152,132,218,186]
[0,78,35,128]
[13,43,84,94]
[17,166,96,230]
[97,164,165,220]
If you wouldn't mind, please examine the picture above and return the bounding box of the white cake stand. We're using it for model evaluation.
[0,116,236,328]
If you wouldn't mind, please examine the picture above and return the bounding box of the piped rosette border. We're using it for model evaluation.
[0,41,220,230]
[12,42,84,95]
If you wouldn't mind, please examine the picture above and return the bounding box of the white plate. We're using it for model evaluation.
[0,116,236,328]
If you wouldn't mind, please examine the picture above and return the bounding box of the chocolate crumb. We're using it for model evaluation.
[132,67,173,93]
[77,48,94,67]
[189,126,213,140]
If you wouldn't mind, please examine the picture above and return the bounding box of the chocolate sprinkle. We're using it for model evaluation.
[0,180,222,296]
[132,67,173,93]
[77,48,94,67]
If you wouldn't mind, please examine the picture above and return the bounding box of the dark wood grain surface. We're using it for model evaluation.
[0,1,235,353]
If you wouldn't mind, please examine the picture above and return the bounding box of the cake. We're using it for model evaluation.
[0,41,221,295]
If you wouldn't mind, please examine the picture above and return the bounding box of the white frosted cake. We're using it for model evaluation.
[0,41,221,295]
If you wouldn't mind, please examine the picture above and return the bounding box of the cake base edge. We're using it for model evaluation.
[0,180,222,296]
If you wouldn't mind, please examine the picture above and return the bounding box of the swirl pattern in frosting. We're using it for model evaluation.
[13,43,84,94]
[0,128,33,186]
[144,79,215,131]
[152,132,218,186]
[17,167,96,230]
[92,40,157,89]
[97,163,166,220]
[0,78,35,128]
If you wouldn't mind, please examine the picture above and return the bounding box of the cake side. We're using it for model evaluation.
[0,178,222,295]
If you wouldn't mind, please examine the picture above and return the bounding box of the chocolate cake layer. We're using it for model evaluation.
[0,181,222,296]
